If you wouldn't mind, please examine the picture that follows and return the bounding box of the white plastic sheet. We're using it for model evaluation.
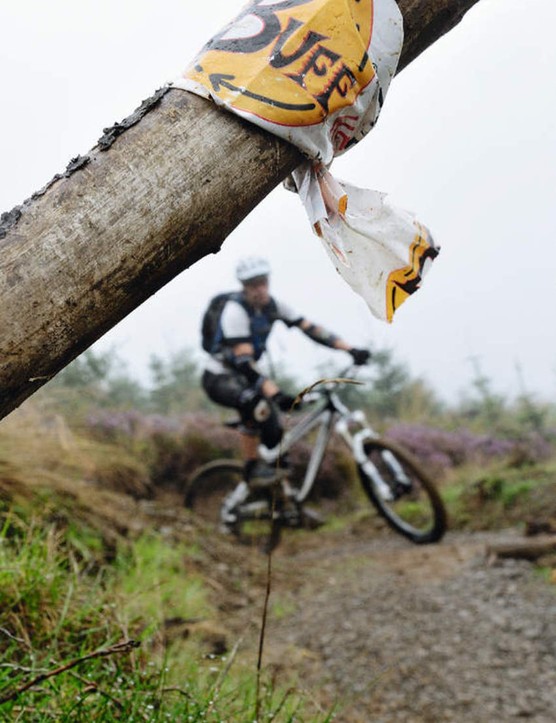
[177,0,402,164]
[174,0,438,322]
[292,163,439,322]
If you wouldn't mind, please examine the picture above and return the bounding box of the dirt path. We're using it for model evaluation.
[227,528,556,722]
[142,492,556,721]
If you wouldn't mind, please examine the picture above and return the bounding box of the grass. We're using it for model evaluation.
[0,509,334,721]
[270,595,297,621]
[0,407,335,720]
[2,397,555,720]
[440,460,556,531]
[113,534,210,633]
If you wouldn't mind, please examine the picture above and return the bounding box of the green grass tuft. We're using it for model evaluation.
[0,512,331,721]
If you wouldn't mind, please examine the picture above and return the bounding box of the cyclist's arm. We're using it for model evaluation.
[274,299,351,351]
[296,318,352,351]
[276,302,370,365]
[229,342,279,397]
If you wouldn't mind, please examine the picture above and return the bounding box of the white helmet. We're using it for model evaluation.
[235,256,271,283]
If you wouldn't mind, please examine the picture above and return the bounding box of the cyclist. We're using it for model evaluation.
[201,255,370,506]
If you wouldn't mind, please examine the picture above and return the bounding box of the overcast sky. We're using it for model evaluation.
[1,0,555,403]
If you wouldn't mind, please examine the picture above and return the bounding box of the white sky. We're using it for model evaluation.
[1,0,555,403]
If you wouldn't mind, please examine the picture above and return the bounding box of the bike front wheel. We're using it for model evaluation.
[358,439,447,544]
[184,459,282,551]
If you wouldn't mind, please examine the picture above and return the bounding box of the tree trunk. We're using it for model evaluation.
[0,0,481,420]
[397,0,481,70]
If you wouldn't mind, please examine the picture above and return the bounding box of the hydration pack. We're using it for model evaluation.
[201,292,238,353]
[201,292,279,356]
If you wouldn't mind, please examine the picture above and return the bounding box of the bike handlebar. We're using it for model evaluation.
[292,364,366,407]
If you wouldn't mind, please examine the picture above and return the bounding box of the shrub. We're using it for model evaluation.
[385,423,554,474]
[87,411,240,489]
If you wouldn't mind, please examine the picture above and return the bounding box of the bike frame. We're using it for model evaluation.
[258,382,381,504]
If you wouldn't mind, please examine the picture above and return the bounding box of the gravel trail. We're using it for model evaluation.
[263,531,556,722]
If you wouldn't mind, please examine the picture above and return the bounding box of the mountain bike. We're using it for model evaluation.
[184,367,447,551]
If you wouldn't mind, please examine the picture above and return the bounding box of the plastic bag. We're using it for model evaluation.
[292,163,439,322]
[174,0,438,322]
[176,0,403,163]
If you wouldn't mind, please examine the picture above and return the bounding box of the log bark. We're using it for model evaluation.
[0,0,481,420]
[397,0,481,70]
[486,536,556,562]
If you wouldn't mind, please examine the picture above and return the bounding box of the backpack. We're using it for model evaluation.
[201,292,279,355]
[201,292,238,353]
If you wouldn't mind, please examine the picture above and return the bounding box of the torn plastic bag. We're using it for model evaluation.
[292,163,440,322]
[176,0,403,163]
[173,0,438,322]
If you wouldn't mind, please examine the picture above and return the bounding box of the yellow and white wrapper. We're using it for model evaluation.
[174,0,439,321]
[292,163,439,322]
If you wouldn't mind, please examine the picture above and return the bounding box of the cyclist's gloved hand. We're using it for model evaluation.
[349,347,371,366]
[271,391,298,411]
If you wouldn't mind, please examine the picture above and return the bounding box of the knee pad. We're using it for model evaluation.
[253,398,271,423]
[238,388,271,424]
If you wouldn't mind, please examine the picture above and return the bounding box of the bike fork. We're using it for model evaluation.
[351,430,395,502]
[380,449,413,488]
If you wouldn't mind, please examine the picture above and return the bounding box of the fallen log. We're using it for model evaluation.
[0,0,482,420]
[487,536,556,562]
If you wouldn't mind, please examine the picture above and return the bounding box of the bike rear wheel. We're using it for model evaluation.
[358,439,447,544]
[184,459,282,552]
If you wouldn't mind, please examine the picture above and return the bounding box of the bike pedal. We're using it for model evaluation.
[301,507,326,529]
[281,512,302,528]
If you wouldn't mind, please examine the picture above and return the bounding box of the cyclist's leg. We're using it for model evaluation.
[202,369,247,409]
[259,411,282,450]
[202,371,253,525]
[202,370,283,487]
[234,384,285,485]
[239,430,259,463]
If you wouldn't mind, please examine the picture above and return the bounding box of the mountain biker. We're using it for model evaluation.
[201,256,371,509]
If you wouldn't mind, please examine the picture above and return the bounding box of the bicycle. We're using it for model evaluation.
[184,366,447,551]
